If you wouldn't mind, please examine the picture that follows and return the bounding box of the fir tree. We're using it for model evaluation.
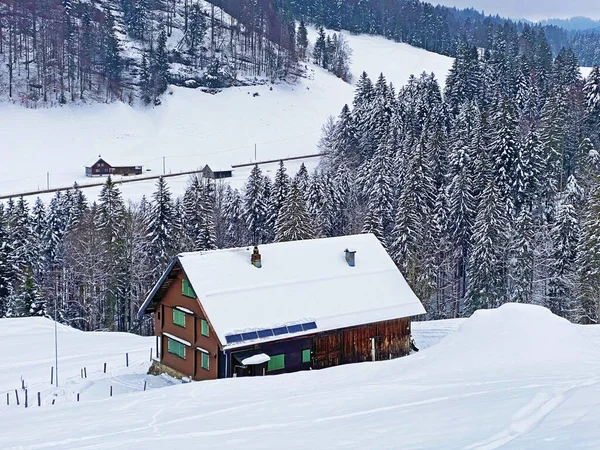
[275,181,315,242]
[147,176,175,277]
[244,165,269,244]
[465,179,509,315]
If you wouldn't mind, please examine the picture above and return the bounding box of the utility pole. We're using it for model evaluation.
[54,294,59,388]
[254,144,257,162]
[46,172,49,190]
[163,156,166,175]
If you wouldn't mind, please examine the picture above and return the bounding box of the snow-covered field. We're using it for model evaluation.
[2,304,600,449]
[0,33,454,203]
[0,318,175,408]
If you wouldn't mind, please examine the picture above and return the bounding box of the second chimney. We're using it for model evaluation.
[345,248,356,267]
[251,246,262,268]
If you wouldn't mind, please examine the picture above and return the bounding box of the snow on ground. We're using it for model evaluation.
[2,304,600,449]
[0,32,454,203]
[0,318,176,408]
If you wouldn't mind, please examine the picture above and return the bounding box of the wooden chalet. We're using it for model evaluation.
[85,158,143,177]
[201,164,233,180]
[137,234,425,381]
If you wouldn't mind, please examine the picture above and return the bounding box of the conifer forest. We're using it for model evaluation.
[1,0,600,334]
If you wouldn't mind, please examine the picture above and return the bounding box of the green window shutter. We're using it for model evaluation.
[302,349,311,363]
[167,338,186,359]
[173,309,185,327]
[182,279,195,298]
[201,352,209,370]
[267,354,285,372]
[201,319,209,337]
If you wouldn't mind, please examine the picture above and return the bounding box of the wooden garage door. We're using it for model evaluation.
[313,333,342,369]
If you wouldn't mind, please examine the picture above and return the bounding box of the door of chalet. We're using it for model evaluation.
[313,332,342,369]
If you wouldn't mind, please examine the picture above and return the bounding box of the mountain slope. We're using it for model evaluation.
[0,35,454,203]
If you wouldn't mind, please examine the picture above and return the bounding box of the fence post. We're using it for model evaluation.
[110,386,113,397]
[6,392,9,405]
[126,353,129,367]
[25,389,28,408]
[81,368,83,378]
[84,367,87,378]
[52,399,55,405]
[37,392,41,407]
[50,367,54,385]
[77,393,80,402]
[15,390,19,406]
[150,348,152,361]
[104,363,107,374]
[143,380,147,391]
[21,379,25,390]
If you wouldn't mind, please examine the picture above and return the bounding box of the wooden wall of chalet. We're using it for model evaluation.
[155,269,220,381]
[313,318,411,370]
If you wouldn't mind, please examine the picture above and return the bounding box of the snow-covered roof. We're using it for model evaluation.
[171,234,425,348]
[241,353,271,365]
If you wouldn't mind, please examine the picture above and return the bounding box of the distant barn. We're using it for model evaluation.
[85,158,143,177]
[138,234,425,381]
[201,164,233,180]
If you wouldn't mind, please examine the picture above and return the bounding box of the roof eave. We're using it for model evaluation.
[136,257,179,320]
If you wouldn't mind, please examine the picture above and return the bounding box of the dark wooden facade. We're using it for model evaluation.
[225,318,411,378]
[85,158,143,177]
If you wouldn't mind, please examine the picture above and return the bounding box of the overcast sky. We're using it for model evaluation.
[434,0,600,21]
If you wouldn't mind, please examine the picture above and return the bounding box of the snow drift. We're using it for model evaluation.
[414,303,600,374]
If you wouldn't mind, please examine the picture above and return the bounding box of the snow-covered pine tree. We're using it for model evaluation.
[275,181,315,242]
[508,205,535,304]
[147,176,175,279]
[13,269,45,317]
[294,163,310,199]
[465,179,509,315]
[269,161,291,233]
[223,186,246,248]
[244,165,269,244]
[196,179,217,251]
[0,206,14,318]
[547,176,583,321]
[491,96,520,212]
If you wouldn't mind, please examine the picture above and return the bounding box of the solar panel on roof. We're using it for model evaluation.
[257,329,274,338]
[286,324,303,333]
[272,326,288,336]
[241,331,259,341]
[301,321,317,331]
[225,334,243,344]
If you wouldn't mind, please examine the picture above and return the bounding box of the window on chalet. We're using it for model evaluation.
[201,351,209,370]
[167,338,186,359]
[267,354,285,372]
[201,319,209,337]
[173,309,185,327]
[182,279,195,298]
[302,349,311,363]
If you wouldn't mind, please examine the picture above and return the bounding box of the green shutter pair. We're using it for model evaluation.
[182,279,195,298]
[173,309,185,327]
[167,338,186,359]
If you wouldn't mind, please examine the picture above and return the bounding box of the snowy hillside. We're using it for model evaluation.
[0,318,175,408]
[2,304,600,449]
[0,33,454,203]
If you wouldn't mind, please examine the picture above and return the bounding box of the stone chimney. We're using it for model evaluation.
[251,246,262,268]
[344,248,356,267]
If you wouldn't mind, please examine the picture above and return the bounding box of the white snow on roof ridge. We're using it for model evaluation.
[202,267,400,298]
